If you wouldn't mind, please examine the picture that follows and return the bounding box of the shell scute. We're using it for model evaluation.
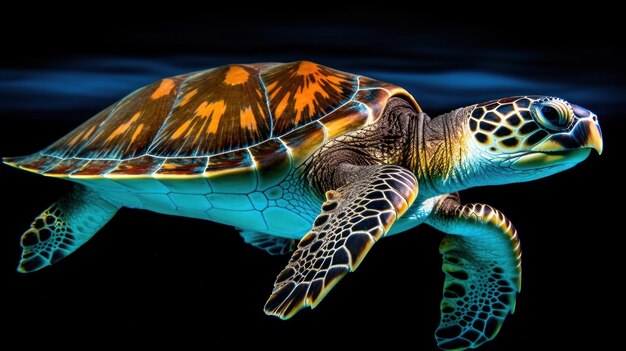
[149,65,271,157]
[318,100,370,139]
[154,157,208,177]
[280,121,327,165]
[262,61,358,135]
[249,139,292,191]
[107,156,164,177]
[13,154,60,174]
[44,158,89,177]
[71,160,120,177]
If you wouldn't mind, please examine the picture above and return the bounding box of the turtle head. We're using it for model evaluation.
[464,96,602,184]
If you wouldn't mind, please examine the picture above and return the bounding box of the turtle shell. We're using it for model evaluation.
[5,61,420,182]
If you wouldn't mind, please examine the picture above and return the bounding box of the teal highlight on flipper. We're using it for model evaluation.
[18,185,119,272]
[427,200,522,351]
[436,236,519,350]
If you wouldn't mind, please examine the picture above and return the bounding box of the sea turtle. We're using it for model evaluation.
[4,61,602,350]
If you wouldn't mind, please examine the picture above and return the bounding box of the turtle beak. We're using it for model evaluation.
[512,116,603,170]
[572,117,603,155]
[531,116,603,155]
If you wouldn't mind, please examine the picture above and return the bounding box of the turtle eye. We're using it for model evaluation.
[531,99,572,131]
[540,106,560,125]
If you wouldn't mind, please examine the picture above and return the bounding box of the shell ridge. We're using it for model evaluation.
[146,72,198,153]
[277,75,361,139]
[308,74,361,128]
[147,64,272,157]
[258,68,274,138]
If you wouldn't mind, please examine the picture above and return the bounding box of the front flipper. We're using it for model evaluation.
[238,228,296,255]
[18,185,119,273]
[264,165,418,319]
[427,194,522,350]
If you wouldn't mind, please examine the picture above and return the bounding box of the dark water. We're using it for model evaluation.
[1,9,622,349]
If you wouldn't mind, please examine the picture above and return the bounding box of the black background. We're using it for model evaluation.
[1,7,623,348]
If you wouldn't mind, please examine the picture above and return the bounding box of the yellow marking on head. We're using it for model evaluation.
[106,112,141,142]
[296,61,320,76]
[275,92,290,118]
[179,89,198,106]
[240,106,257,131]
[151,79,176,99]
[130,123,144,143]
[224,66,249,85]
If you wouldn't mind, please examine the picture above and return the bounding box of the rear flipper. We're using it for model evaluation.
[427,193,522,350]
[18,185,119,273]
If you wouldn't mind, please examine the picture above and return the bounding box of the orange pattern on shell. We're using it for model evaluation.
[240,106,257,131]
[224,66,250,85]
[178,88,197,106]
[262,61,357,135]
[149,64,270,156]
[11,62,421,177]
[130,124,144,143]
[106,111,142,142]
[44,77,187,159]
[151,79,176,99]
